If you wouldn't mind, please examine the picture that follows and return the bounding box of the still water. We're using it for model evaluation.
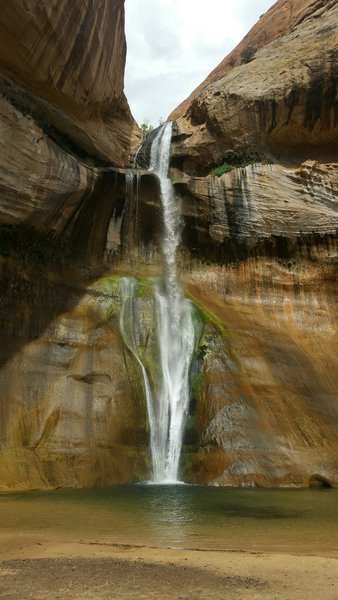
[0,485,337,555]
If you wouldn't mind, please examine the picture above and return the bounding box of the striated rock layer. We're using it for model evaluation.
[0,0,146,489]
[0,95,96,234]
[0,0,142,248]
[170,0,338,170]
[174,160,338,487]
[170,0,336,122]
[166,0,338,487]
[0,0,141,167]
[183,260,337,488]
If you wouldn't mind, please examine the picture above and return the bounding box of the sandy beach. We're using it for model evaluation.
[0,533,337,599]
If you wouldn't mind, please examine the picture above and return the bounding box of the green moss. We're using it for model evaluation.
[90,275,123,321]
[94,275,121,294]
[181,445,200,479]
[213,164,233,177]
[191,370,203,398]
[191,300,228,339]
[134,277,155,298]
[182,405,200,473]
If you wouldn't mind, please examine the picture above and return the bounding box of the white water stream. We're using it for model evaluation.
[120,122,197,483]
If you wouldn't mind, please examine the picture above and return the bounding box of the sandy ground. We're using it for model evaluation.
[0,533,337,599]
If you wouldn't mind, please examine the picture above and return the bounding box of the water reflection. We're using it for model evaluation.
[0,485,337,554]
[141,485,196,546]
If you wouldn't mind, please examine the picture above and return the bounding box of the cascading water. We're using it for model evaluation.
[150,122,197,483]
[120,122,198,483]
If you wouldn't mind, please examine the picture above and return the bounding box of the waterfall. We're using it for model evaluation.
[150,122,197,483]
[120,122,198,483]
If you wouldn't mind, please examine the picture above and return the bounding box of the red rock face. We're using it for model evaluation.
[0,0,143,269]
[182,264,338,488]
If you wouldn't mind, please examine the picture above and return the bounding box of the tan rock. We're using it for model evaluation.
[0,269,149,489]
[175,161,338,253]
[0,0,151,490]
[184,262,338,487]
[0,0,143,249]
[170,0,335,121]
[0,95,97,233]
[0,0,141,166]
[170,0,338,169]
[166,0,338,487]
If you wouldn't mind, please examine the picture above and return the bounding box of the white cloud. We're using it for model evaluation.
[124,0,275,126]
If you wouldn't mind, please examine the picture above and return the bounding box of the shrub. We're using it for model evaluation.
[240,46,256,64]
[213,164,232,177]
[210,148,270,177]
[140,119,153,137]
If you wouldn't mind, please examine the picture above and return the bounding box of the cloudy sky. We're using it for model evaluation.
[124,0,275,126]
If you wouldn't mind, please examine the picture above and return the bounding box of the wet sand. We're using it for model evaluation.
[1,533,337,600]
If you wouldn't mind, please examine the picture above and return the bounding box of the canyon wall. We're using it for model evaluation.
[0,0,147,489]
[170,0,337,171]
[166,0,338,487]
[0,0,140,168]
[0,0,337,489]
[170,0,336,124]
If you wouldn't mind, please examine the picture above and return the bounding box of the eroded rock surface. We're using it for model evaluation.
[183,263,338,487]
[166,0,338,487]
[0,267,148,489]
[170,0,334,121]
[0,95,96,234]
[0,0,337,490]
[0,0,142,250]
[170,0,337,170]
[176,161,338,260]
[0,0,140,166]
[0,0,148,489]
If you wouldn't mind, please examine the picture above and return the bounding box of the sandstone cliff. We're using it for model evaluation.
[170,0,337,170]
[0,264,149,488]
[0,0,147,489]
[170,0,337,125]
[164,0,338,487]
[0,0,337,490]
[0,0,142,240]
[0,0,140,167]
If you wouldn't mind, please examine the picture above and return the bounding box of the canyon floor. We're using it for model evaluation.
[0,534,337,599]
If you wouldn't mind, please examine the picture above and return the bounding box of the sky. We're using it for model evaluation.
[124,0,275,127]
